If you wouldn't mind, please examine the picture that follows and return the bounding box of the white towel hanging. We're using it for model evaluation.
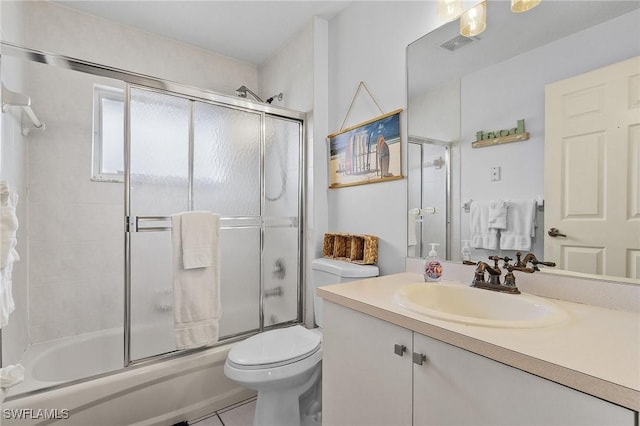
[469,200,498,250]
[171,212,221,349]
[499,199,537,251]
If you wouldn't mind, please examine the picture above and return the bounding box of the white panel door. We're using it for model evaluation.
[545,56,640,278]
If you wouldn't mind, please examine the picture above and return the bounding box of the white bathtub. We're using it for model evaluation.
[3,328,255,425]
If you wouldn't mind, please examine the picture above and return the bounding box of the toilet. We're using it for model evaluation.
[224,258,379,426]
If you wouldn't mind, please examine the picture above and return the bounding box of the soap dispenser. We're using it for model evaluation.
[461,240,472,262]
[424,243,443,282]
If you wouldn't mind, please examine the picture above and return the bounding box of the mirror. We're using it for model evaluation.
[407,1,640,280]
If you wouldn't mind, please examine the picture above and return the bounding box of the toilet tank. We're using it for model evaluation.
[311,258,379,328]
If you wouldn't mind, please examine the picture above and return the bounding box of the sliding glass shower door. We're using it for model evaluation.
[192,101,261,338]
[128,86,301,362]
[128,88,191,360]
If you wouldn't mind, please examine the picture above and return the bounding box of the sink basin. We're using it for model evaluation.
[394,282,568,328]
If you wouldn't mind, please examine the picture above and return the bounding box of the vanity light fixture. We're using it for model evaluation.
[460,1,487,37]
[437,0,464,23]
[511,0,542,13]
[445,0,541,39]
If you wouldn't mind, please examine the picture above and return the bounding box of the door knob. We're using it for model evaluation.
[548,228,567,238]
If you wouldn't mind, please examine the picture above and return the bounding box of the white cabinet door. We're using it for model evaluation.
[413,333,635,426]
[322,301,413,426]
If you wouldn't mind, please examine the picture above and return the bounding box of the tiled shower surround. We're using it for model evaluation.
[26,63,125,343]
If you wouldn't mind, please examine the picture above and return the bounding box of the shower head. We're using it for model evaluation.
[266,93,284,104]
[235,85,264,103]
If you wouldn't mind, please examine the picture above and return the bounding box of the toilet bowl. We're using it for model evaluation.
[224,258,379,426]
[224,325,322,426]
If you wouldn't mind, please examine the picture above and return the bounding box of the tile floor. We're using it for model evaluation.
[191,397,257,426]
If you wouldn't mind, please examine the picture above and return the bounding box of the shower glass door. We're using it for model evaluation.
[129,87,191,360]
[128,88,284,362]
[192,101,261,337]
[263,116,302,327]
[408,140,450,258]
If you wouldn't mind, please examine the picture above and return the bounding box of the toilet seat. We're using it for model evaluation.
[227,325,321,370]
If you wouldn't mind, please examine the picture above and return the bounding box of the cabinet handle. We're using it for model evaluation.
[394,344,407,357]
[413,352,427,365]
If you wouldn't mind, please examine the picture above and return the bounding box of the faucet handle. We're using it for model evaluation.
[532,259,556,268]
[488,255,501,269]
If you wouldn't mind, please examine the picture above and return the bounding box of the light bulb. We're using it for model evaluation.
[511,0,542,13]
[460,1,487,37]
[437,0,464,23]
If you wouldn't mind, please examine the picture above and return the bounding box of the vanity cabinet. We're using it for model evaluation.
[322,301,636,426]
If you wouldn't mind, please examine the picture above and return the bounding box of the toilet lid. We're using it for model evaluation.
[228,325,321,367]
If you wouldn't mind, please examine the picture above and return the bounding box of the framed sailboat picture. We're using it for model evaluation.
[327,109,403,188]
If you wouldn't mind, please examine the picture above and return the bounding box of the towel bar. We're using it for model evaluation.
[130,215,298,232]
[462,197,544,213]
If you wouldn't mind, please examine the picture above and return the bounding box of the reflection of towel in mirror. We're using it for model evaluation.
[1,181,19,328]
[488,199,507,230]
[470,201,497,250]
[500,199,537,251]
[408,209,419,246]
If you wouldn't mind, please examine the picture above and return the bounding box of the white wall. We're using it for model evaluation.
[259,17,330,326]
[327,2,442,275]
[0,0,29,365]
[24,1,258,96]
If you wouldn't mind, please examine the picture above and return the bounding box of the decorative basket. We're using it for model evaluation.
[322,232,378,265]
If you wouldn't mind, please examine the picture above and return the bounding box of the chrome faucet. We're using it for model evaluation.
[470,252,556,294]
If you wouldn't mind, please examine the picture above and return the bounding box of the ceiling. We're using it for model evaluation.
[53,0,352,65]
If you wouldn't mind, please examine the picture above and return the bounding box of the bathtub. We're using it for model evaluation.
[2,328,255,426]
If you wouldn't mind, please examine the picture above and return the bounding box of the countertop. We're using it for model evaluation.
[317,272,640,411]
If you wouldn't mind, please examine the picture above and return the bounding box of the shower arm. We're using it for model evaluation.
[235,85,264,103]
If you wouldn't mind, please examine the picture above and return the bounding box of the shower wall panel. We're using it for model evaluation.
[25,61,125,345]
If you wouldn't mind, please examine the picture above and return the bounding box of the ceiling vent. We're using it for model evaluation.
[440,34,478,52]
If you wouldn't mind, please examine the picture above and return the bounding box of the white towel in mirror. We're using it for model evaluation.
[500,199,537,251]
[470,200,497,250]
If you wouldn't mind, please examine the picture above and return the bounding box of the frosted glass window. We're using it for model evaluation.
[92,85,124,181]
